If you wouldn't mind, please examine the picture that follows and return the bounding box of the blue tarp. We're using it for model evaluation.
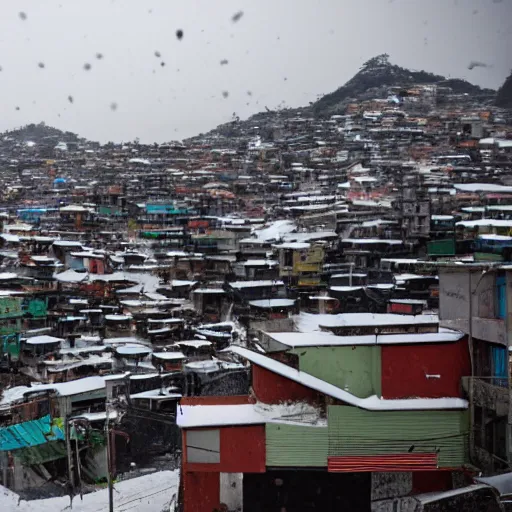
[492,345,508,387]
[0,414,64,451]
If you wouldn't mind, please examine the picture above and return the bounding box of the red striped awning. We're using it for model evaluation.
[328,453,438,473]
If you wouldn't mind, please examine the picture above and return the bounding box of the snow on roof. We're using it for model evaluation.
[116,346,152,356]
[129,372,159,380]
[55,269,88,283]
[147,318,184,324]
[0,272,19,280]
[293,312,438,332]
[177,401,324,428]
[331,273,367,278]
[389,299,427,305]
[174,340,212,348]
[69,298,89,305]
[273,242,310,250]
[267,329,464,348]
[368,283,395,290]
[59,205,93,213]
[169,279,197,286]
[454,183,512,194]
[281,231,338,243]
[253,220,296,241]
[0,233,20,243]
[24,335,64,345]
[53,240,84,247]
[330,286,363,292]
[230,280,284,289]
[60,345,106,356]
[30,256,56,264]
[342,238,403,245]
[193,288,225,294]
[131,389,182,400]
[23,376,107,397]
[478,234,512,241]
[3,223,34,232]
[72,410,118,422]
[185,359,243,372]
[229,346,467,411]
[243,259,279,267]
[394,273,437,282]
[152,351,186,360]
[71,251,105,259]
[249,299,296,308]
[431,215,454,221]
[128,157,151,165]
[457,219,512,228]
[103,336,151,346]
[487,205,512,211]
[148,326,173,335]
[105,314,131,322]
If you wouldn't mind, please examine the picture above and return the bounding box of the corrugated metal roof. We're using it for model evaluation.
[328,406,469,468]
[0,414,64,451]
[13,440,67,465]
[266,423,328,467]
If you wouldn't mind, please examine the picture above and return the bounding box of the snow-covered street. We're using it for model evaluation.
[0,470,178,512]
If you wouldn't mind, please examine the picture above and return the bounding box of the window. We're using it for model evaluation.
[283,250,293,267]
[186,429,220,463]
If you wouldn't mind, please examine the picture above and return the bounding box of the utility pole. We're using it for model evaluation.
[65,416,75,494]
[105,406,114,512]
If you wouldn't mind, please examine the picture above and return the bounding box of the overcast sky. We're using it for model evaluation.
[0,0,510,143]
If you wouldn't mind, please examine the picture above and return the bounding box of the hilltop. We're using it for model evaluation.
[1,122,84,144]
[496,69,512,109]
[312,54,495,116]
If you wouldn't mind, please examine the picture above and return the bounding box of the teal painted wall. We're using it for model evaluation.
[291,346,381,398]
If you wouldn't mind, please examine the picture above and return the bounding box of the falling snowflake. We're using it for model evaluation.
[83,63,92,71]
[222,91,229,98]
[232,11,243,22]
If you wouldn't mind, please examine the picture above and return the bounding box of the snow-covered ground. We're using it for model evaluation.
[0,469,178,512]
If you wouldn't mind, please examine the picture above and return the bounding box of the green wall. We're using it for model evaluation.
[328,406,469,468]
[266,423,328,467]
[291,346,381,398]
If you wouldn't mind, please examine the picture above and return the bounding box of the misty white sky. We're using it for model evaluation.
[0,0,510,143]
